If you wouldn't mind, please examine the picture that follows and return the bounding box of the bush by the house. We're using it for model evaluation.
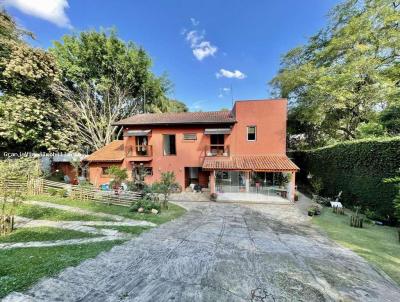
[130,197,161,214]
[290,137,400,223]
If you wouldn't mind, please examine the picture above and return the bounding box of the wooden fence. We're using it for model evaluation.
[1,179,142,207]
[42,180,142,207]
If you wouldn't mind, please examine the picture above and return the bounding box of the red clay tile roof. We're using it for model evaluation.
[202,155,299,171]
[113,111,236,126]
[84,140,125,162]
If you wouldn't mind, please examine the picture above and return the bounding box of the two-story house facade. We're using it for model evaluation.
[84,99,299,200]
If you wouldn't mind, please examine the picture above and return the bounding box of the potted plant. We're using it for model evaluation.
[210,193,218,202]
[310,177,323,201]
[106,166,128,193]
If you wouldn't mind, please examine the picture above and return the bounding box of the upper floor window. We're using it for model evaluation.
[247,126,256,141]
[183,133,197,141]
[163,134,176,155]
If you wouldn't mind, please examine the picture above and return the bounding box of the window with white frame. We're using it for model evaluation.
[247,126,256,141]
[183,133,197,141]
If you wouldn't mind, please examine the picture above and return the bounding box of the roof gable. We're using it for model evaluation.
[84,140,125,162]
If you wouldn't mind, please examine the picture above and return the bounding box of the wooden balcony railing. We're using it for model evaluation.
[205,144,229,157]
[125,145,152,157]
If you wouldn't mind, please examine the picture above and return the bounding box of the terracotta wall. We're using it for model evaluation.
[229,99,287,155]
[88,99,288,188]
[122,125,219,188]
[88,162,121,187]
[52,162,78,184]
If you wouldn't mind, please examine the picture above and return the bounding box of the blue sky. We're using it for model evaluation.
[3,0,339,111]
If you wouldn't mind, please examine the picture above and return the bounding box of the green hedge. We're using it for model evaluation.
[290,137,400,222]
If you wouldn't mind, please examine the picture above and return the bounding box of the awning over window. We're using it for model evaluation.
[204,128,231,135]
[125,130,151,136]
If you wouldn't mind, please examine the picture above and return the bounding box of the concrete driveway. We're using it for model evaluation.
[5,202,400,302]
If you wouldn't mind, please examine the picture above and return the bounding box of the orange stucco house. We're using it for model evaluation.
[84,99,299,200]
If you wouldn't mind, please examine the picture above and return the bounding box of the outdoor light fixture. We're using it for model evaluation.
[307,173,313,179]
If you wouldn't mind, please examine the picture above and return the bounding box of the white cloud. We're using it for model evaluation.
[4,0,72,28]
[222,87,231,92]
[184,28,218,61]
[190,17,199,26]
[216,69,247,79]
[186,30,204,47]
[192,41,217,61]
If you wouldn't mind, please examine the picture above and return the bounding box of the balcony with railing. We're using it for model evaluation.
[205,144,230,157]
[125,145,153,158]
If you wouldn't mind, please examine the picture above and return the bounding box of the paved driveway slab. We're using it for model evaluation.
[4,203,400,301]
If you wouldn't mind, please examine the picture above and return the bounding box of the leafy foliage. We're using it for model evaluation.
[380,104,400,135]
[271,0,400,148]
[130,197,161,213]
[151,172,180,209]
[50,29,173,151]
[384,175,400,221]
[0,11,77,152]
[0,158,41,181]
[290,137,400,223]
[105,166,128,189]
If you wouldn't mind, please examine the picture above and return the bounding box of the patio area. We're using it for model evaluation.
[216,192,291,204]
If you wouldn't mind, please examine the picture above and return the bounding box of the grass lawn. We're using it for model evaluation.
[27,194,187,224]
[0,195,186,298]
[7,203,115,221]
[0,227,98,243]
[313,208,400,285]
[0,240,124,298]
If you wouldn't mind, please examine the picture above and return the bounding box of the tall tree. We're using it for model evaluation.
[0,10,77,152]
[51,30,171,151]
[270,0,400,148]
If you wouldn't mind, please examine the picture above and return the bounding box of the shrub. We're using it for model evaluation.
[310,177,323,195]
[151,172,179,209]
[106,166,128,189]
[130,197,161,214]
[290,137,400,223]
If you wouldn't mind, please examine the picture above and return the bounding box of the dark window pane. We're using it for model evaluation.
[169,135,176,154]
[163,134,176,155]
[247,126,256,141]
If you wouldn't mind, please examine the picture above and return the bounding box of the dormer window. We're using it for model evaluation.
[247,126,256,141]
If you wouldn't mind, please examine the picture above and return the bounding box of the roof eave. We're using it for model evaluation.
[112,121,237,127]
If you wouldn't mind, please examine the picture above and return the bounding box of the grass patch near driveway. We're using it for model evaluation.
[0,227,98,243]
[8,203,115,222]
[313,208,400,285]
[27,194,186,224]
[0,240,124,298]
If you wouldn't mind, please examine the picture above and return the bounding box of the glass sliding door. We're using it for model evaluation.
[215,171,246,193]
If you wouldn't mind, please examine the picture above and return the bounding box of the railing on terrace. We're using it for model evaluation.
[205,144,230,157]
[125,145,152,157]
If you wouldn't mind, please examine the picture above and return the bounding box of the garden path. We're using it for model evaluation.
[0,202,156,250]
